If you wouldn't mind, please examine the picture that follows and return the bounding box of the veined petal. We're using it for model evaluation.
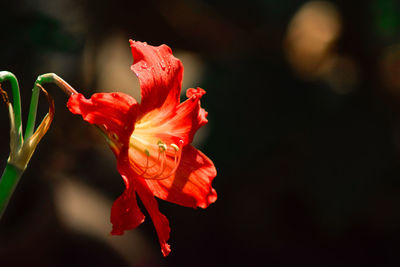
[117,153,171,256]
[167,87,208,144]
[67,92,138,147]
[130,40,183,117]
[134,87,208,147]
[145,145,217,209]
[135,178,171,257]
[110,179,145,235]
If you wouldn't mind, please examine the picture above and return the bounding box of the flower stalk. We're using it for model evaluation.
[25,73,77,139]
[0,163,23,218]
[0,71,24,218]
[0,71,23,147]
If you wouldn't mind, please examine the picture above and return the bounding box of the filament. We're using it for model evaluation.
[135,140,184,180]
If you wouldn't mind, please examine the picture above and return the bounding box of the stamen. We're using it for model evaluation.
[139,143,167,179]
[152,149,166,178]
[157,140,167,151]
[170,143,179,151]
[135,141,167,177]
[141,140,184,180]
[153,140,184,180]
[137,148,161,176]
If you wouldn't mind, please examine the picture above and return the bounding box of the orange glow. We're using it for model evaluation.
[285,1,341,78]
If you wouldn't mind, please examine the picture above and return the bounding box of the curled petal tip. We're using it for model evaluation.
[161,244,171,257]
[208,189,218,204]
[186,88,206,99]
[111,228,124,235]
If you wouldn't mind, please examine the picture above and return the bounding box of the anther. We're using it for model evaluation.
[135,139,185,180]
[143,139,184,180]
[112,133,119,141]
[157,140,167,151]
[171,143,179,151]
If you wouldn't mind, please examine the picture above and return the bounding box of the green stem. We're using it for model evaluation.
[0,71,23,147]
[25,73,77,139]
[0,163,23,219]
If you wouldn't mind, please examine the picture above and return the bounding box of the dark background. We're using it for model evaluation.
[1,0,400,266]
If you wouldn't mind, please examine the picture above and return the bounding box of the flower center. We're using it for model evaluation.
[128,135,184,180]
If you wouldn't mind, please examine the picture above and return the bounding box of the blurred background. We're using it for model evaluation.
[0,0,400,266]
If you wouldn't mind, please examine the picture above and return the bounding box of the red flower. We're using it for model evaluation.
[67,40,217,256]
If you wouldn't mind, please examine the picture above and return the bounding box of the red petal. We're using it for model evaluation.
[145,145,217,209]
[130,40,183,117]
[169,87,208,144]
[135,178,171,256]
[118,150,172,256]
[134,87,208,147]
[110,178,145,235]
[67,93,138,144]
